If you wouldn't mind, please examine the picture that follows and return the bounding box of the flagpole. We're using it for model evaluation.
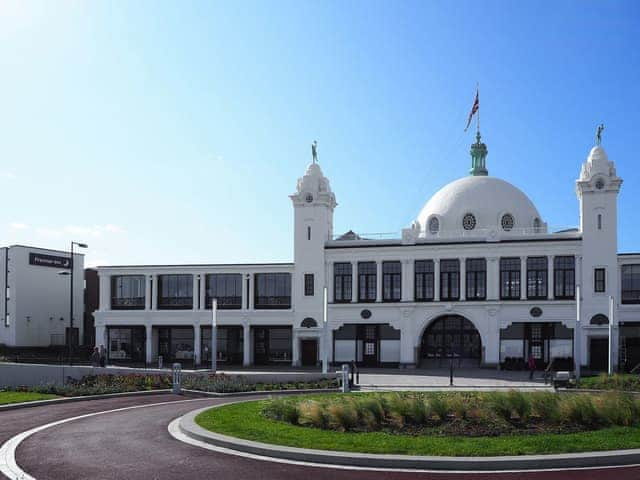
[476,83,480,135]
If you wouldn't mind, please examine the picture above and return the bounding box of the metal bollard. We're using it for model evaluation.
[158,355,163,369]
[341,363,350,393]
[172,363,182,394]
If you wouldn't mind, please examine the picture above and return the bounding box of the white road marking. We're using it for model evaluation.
[0,398,209,480]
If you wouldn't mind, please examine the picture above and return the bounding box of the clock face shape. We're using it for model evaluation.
[595,179,605,190]
[305,194,313,203]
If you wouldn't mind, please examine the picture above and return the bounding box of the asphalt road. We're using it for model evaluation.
[3,393,640,480]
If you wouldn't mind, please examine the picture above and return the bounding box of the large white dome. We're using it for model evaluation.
[416,176,545,238]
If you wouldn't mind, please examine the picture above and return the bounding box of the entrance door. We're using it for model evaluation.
[590,338,608,371]
[362,325,378,366]
[301,340,318,366]
[253,327,268,365]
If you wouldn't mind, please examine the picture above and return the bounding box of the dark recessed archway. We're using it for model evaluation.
[301,317,318,328]
[590,314,609,325]
[420,315,481,367]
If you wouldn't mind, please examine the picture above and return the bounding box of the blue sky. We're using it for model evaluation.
[1,1,639,266]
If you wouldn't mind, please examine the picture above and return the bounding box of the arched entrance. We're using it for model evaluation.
[420,315,482,367]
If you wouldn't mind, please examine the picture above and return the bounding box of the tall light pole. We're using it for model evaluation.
[211,298,217,372]
[58,241,88,364]
[575,284,581,381]
[322,287,328,374]
[609,295,615,375]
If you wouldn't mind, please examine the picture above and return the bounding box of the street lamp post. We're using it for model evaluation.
[211,298,217,372]
[58,241,88,364]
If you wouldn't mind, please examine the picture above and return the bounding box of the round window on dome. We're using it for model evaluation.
[462,213,476,231]
[533,217,542,232]
[501,213,514,231]
[428,216,439,234]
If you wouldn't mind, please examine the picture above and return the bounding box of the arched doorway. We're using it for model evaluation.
[420,315,481,367]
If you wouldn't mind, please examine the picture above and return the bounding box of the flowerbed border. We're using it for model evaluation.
[179,401,640,471]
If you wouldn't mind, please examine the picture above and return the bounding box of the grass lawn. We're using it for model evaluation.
[0,391,59,405]
[195,398,640,456]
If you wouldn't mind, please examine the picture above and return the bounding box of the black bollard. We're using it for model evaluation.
[449,359,454,386]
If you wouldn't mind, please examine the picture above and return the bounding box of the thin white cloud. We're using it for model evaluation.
[63,224,127,237]
[0,171,17,180]
[8,222,29,230]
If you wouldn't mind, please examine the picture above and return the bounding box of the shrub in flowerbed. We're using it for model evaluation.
[579,373,640,392]
[261,391,640,436]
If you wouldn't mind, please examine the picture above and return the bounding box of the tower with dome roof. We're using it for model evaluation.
[289,147,337,366]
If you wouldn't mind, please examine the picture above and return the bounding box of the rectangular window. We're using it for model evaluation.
[205,273,242,309]
[254,273,292,309]
[621,264,640,304]
[333,263,352,302]
[527,256,548,299]
[157,274,193,309]
[414,260,434,301]
[111,275,146,309]
[466,258,486,300]
[554,256,575,299]
[500,257,521,300]
[382,261,401,302]
[358,262,377,302]
[304,273,314,296]
[440,259,460,301]
[594,268,606,293]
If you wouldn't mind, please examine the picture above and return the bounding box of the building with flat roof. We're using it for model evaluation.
[94,132,640,371]
[1,245,85,348]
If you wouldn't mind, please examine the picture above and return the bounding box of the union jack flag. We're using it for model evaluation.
[464,89,479,132]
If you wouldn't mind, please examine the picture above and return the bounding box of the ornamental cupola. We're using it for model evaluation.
[469,131,488,176]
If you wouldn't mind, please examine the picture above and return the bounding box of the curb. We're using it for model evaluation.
[0,389,172,412]
[178,402,640,471]
[181,388,339,398]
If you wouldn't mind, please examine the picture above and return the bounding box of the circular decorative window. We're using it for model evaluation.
[305,193,314,203]
[595,178,605,190]
[360,309,372,319]
[462,213,476,230]
[501,213,514,231]
[428,216,439,234]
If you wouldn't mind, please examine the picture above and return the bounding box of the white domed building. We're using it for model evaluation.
[94,131,640,375]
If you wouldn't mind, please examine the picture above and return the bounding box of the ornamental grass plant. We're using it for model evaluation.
[261,390,640,437]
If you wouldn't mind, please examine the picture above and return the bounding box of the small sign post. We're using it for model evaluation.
[172,363,182,394]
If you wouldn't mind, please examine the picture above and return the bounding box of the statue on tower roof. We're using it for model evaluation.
[596,123,604,146]
[311,140,318,164]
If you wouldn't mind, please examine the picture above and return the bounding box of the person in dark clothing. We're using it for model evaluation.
[528,356,536,380]
[99,344,106,367]
[90,347,100,367]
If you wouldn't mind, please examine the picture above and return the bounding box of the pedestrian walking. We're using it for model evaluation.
[90,347,100,367]
[528,356,536,380]
[99,344,106,367]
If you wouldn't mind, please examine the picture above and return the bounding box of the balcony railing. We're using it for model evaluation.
[254,296,291,310]
[158,296,193,310]
[111,297,145,310]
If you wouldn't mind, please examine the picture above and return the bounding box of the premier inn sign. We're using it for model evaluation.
[29,252,72,269]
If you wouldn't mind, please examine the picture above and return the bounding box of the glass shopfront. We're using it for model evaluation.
[252,326,292,365]
[107,326,146,364]
[158,327,194,364]
[500,322,573,370]
[201,326,243,365]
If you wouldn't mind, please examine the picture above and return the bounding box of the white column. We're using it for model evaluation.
[487,257,498,300]
[521,256,527,300]
[241,274,248,311]
[548,256,554,300]
[434,259,440,301]
[351,262,358,302]
[193,325,201,367]
[151,274,158,310]
[376,261,383,302]
[292,331,300,367]
[99,274,110,311]
[326,262,334,303]
[145,324,153,364]
[199,274,206,310]
[402,260,413,302]
[95,325,107,349]
[248,274,254,310]
[144,275,151,310]
[460,258,466,301]
[243,323,251,366]
[192,275,199,311]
